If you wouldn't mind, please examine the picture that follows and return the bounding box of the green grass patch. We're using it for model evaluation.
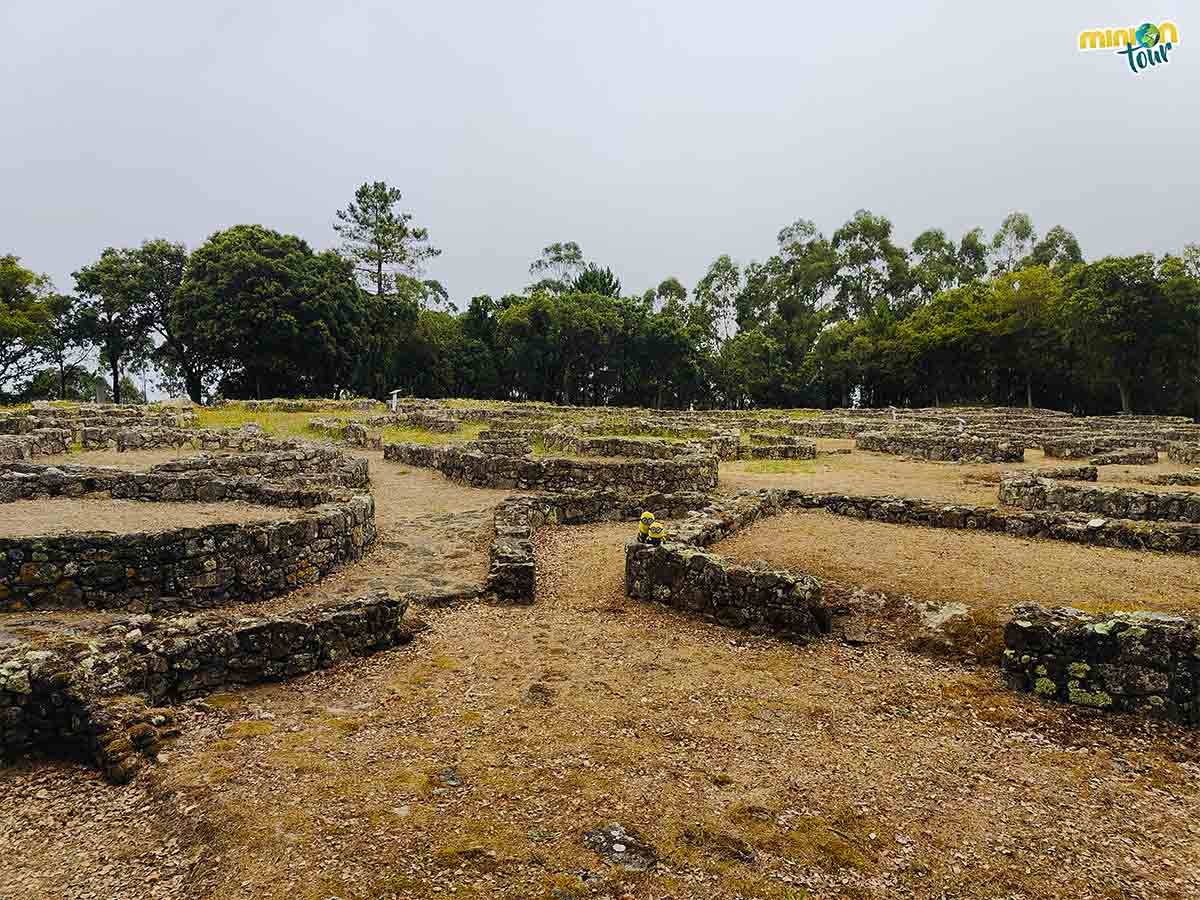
[195,407,316,438]
[380,421,486,446]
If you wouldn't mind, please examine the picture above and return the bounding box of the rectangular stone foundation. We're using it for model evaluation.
[624,541,829,640]
[1002,604,1200,726]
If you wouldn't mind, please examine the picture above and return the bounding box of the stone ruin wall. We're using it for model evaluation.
[0,449,377,612]
[1042,465,1098,481]
[1088,448,1159,466]
[855,430,1025,463]
[0,495,376,613]
[1003,604,1199,726]
[383,442,718,494]
[625,542,828,640]
[1000,474,1200,523]
[1168,442,1200,465]
[0,591,411,782]
[622,492,830,640]
[487,490,711,603]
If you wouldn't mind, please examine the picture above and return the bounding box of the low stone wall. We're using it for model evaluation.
[0,429,71,460]
[1002,604,1199,726]
[0,494,376,612]
[1043,437,1137,459]
[1000,474,1200,523]
[1167,443,1200,465]
[486,490,711,603]
[855,431,1023,463]
[789,419,872,439]
[740,437,817,460]
[540,427,697,460]
[145,446,370,490]
[0,590,411,781]
[80,424,303,453]
[212,398,382,412]
[672,487,1200,556]
[0,461,336,508]
[469,435,533,457]
[408,411,459,432]
[384,442,718,494]
[1089,448,1158,466]
[1041,465,1098,482]
[1140,470,1200,487]
[625,542,828,640]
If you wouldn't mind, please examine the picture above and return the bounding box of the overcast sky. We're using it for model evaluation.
[2,0,1195,306]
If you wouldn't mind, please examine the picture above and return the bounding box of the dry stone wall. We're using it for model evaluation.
[1089,448,1158,466]
[1168,443,1200,465]
[1141,470,1200,487]
[1000,474,1200,523]
[855,431,1024,463]
[1002,604,1199,726]
[0,590,411,781]
[621,491,831,640]
[0,494,376,612]
[384,442,718,494]
[0,444,377,612]
[1042,465,1098,481]
[487,490,711,603]
[308,417,382,449]
[0,429,70,460]
[625,542,828,639]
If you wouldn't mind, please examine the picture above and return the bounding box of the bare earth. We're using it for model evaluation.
[3,523,1199,900]
[721,442,1200,504]
[713,509,1200,617]
[0,496,299,537]
[38,447,202,470]
[4,448,1200,899]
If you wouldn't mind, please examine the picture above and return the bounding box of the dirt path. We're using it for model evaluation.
[5,522,1194,900]
[714,509,1200,616]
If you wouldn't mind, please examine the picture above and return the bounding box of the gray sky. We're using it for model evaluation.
[2,0,1195,306]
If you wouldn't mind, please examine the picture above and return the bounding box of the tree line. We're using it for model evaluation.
[3,185,1199,414]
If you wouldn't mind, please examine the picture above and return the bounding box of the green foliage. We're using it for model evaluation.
[0,255,52,391]
[334,181,440,296]
[37,293,90,400]
[11,201,1200,417]
[990,211,1037,274]
[73,248,155,403]
[174,225,365,399]
[528,241,586,290]
[571,264,622,297]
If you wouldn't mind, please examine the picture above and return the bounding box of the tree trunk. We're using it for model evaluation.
[58,360,67,401]
[1026,372,1033,409]
[185,368,204,404]
[1117,377,1132,414]
[561,361,572,406]
[110,358,121,404]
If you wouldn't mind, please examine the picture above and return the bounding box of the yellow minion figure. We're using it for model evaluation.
[637,511,655,543]
[647,521,666,546]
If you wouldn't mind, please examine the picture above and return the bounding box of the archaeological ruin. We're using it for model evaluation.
[4,397,1200,898]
